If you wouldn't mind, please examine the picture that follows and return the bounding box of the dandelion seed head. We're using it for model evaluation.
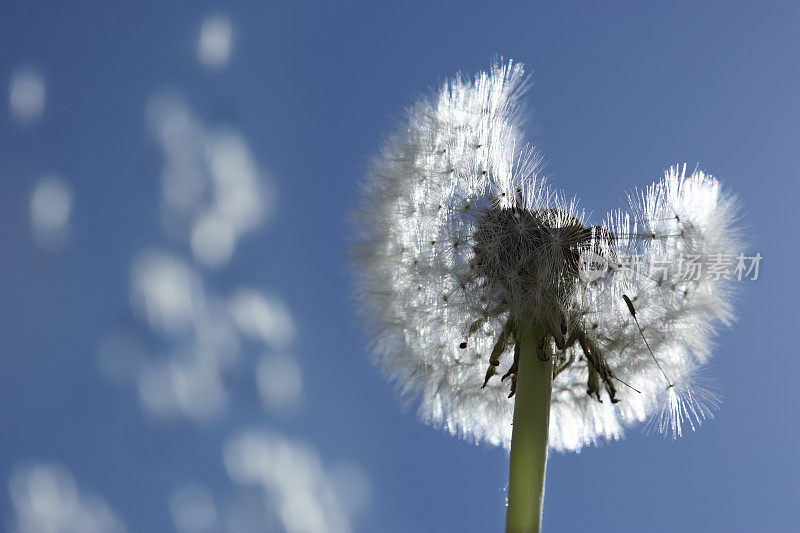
[354,60,742,452]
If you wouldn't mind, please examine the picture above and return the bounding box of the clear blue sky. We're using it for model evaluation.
[1,1,798,531]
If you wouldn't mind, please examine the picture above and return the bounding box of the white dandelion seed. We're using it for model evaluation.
[353,59,742,530]
[646,373,722,439]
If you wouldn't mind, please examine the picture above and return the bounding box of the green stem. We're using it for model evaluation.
[506,324,553,533]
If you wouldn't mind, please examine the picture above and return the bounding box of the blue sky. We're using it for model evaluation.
[1,1,798,531]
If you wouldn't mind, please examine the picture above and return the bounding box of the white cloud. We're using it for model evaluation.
[146,94,207,218]
[89,79,375,533]
[170,484,218,533]
[191,212,236,267]
[229,289,296,349]
[95,331,145,384]
[137,358,228,422]
[327,463,373,518]
[198,15,233,68]
[205,130,264,233]
[126,249,304,423]
[224,431,369,533]
[9,464,126,533]
[146,93,272,268]
[257,355,303,414]
[9,66,45,124]
[131,251,202,336]
[30,176,72,251]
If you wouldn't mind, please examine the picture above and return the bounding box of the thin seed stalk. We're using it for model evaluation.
[506,324,553,533]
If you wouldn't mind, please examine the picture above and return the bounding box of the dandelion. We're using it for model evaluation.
[353,59,741,532]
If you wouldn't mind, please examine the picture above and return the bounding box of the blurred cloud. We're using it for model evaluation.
[191,212,236,267]
[146,93,206,218]
[137,357,228,421]
[327,463,373,518]
[224,431,370,533]
[8,464,126,533]
[198,15,233,69]
[88,68,370,531]
[95,331,145,384]
[229,289,296,349]
[147,93,272,267]
[30,175,72,251]
[129,270,304,422]
[257,355,303,414]
[9,66,45,124]
[131,251,202,336]
[128,255,239,421]
[127,248,304,422]
[198,130,265,266]
[170,484,218,533]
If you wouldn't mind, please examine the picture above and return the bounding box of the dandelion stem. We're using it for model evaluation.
[506,324,553,533]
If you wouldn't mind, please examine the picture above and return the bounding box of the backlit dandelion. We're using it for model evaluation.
[353,59,742,532]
